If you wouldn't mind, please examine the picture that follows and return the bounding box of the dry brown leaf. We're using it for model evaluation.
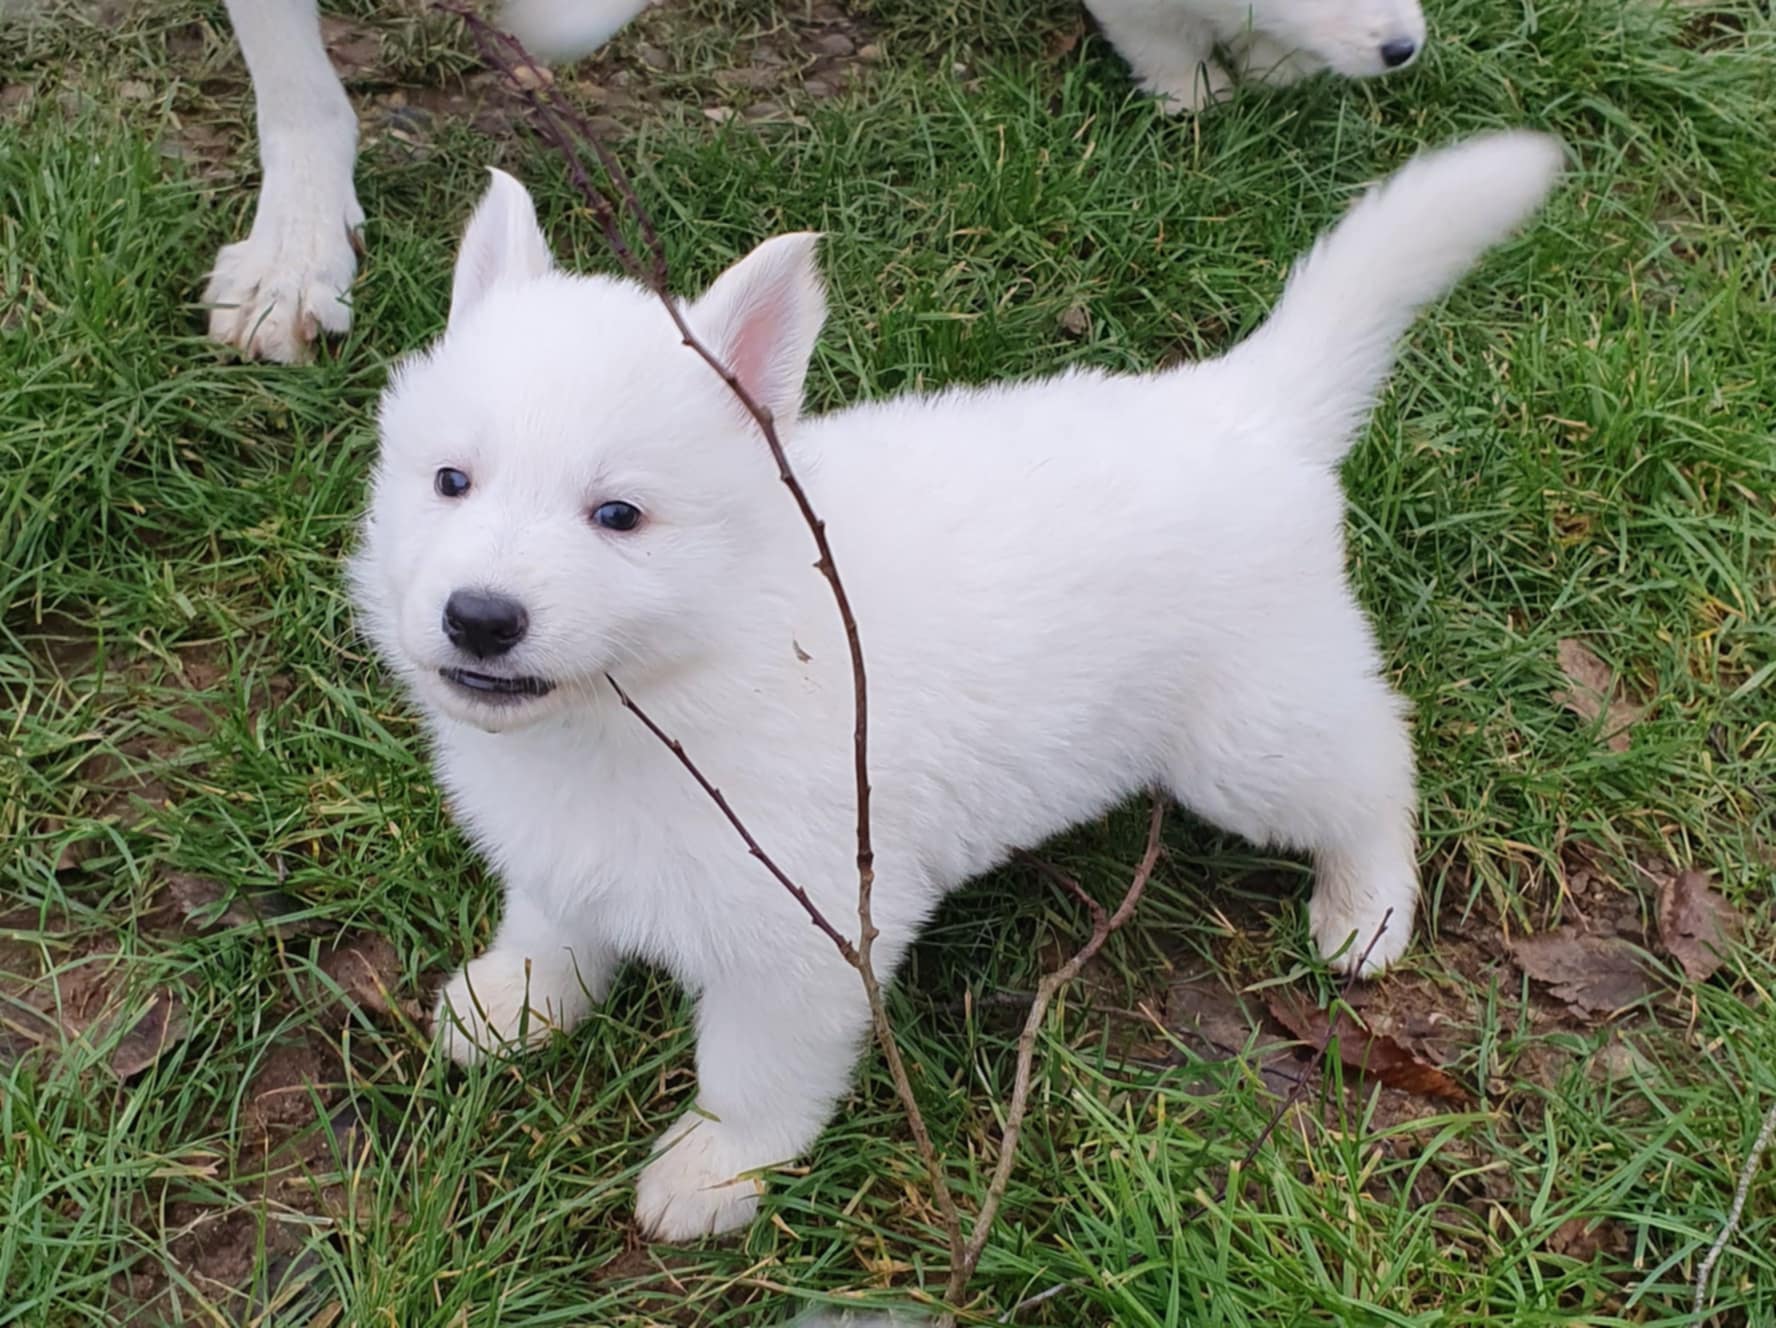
[1511,931,1654,1016]
[319,15,383,80]
[1656,868,1743,982]
[108,990,191,1078]
[1553,638,1646,753]
[1266,992,1471,1104]
[163,873,327,939]
[0,992,62,1063]
[1165,976,1301,1091]
[315,935,410,1023]
[1586,1033,1652,1084]
[1045,18,1086,59]
[1547,1215,1626,1261]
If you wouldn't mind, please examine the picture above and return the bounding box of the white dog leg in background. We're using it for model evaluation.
[1081,0,1231,112]
[204,0,363,363]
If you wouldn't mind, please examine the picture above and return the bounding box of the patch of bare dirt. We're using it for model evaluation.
[110,1027,397,1323]
[0,905,190,1078]
[593,0,881,122]
[1,803,424,1322]
[22,630,294,874]
[101,911,417,1321]
[148,872,330,941]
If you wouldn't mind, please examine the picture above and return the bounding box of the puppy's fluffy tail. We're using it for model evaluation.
[499,0,652,62]
[1229,131,1563,464]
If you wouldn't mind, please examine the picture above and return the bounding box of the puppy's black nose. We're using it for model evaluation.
[443,590,529,659]
[1379,37,1417,67]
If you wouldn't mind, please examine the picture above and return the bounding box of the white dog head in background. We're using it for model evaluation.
[1209,0,1427,76]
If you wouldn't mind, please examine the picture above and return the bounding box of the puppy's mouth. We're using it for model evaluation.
[438,667,556,702]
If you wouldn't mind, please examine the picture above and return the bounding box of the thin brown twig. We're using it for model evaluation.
[603,676,964,1265]
[603,673,856,962]
[447,10,876,937]
[956,795,1167,1297]
[1017,850,1107,924]
[1693,1095,1776,1317]
[440,7,647,278]
[441,4,962,1267]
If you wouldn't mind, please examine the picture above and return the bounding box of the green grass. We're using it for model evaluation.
[3,0,1774,1322]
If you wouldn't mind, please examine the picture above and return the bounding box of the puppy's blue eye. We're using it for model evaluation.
[591,501,642,532]
[435,467,471,499]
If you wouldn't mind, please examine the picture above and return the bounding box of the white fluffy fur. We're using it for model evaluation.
[1084,0,1428,111]
[203,0,649,363]
[350,132,1562,1240]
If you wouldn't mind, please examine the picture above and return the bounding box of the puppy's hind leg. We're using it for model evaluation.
[1299,693,1419,977]
[206,0,363,364]
[1082,0,1231,112]
[1165,623,1419,977]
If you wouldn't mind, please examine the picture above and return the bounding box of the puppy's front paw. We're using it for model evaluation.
[1146,59,1234,113]
[433,952,585,1067]
[636,1112,766,1241]
[204,189,364,363]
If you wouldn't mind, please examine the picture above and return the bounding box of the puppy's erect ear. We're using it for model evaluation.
[687,233,826,427]
[450,169,553,326]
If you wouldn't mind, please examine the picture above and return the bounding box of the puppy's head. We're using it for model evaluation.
[1239,0,1426,77]
[352,170,824,732]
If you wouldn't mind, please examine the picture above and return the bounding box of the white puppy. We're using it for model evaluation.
[1085,0,1428,111]
[203,0,640,363]
[350,131,1561,1240]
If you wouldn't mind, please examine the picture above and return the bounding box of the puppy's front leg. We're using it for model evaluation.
[637,957,872,1240]
[434,892,618,1066]
[1082,0,1231,112]
[205,0,364,363]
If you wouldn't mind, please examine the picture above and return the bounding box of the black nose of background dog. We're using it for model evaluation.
[1379,37,1417,67]
[443,590,529,659]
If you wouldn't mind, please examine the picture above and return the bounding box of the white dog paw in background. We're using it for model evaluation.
[204,0,365,362]
[204,177,364,363]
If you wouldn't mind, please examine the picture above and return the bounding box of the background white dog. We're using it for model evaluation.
[1086,0,1426,111]
[350,131,1561,1240]
[205,0,1425,362]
